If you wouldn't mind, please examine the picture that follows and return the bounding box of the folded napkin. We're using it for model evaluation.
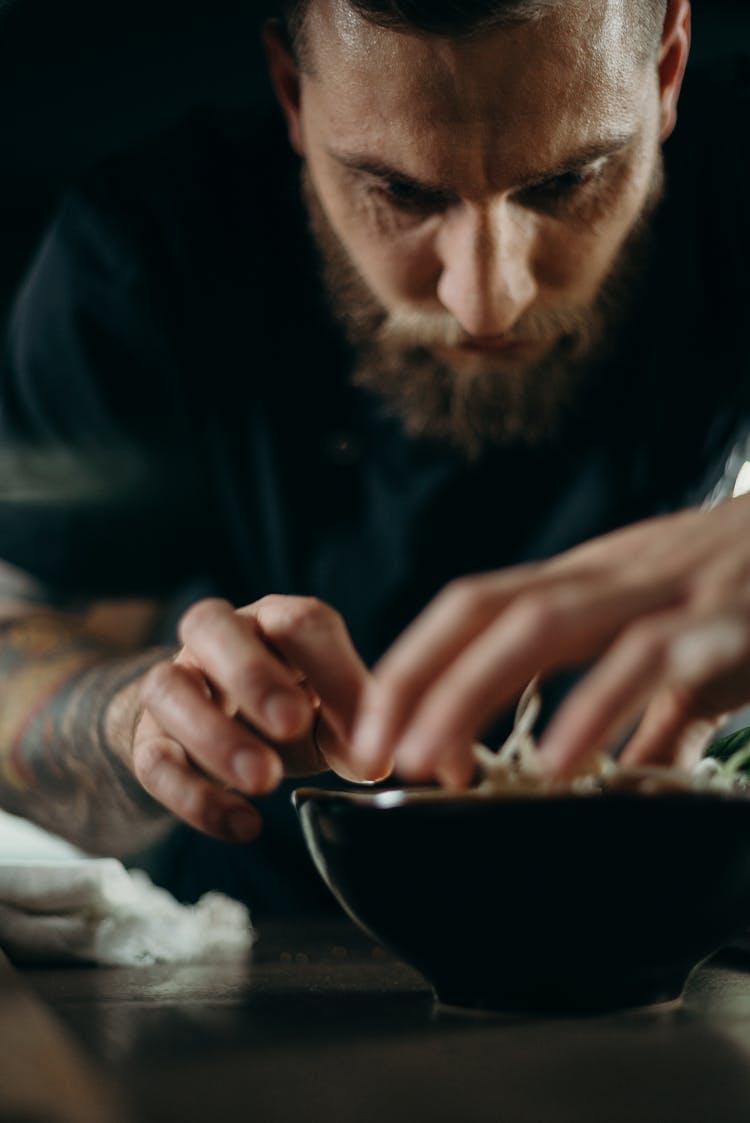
[0,810,254,965]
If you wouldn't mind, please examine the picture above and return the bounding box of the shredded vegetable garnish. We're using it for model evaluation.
[473,677,543,785]
[472,678,567,794]
[472,681,750,797]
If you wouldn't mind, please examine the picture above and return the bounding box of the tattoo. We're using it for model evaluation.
[0,610,176,855]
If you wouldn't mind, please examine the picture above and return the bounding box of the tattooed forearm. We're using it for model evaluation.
[0,611,176,855]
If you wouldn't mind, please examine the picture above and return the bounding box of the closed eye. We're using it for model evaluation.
[515,164,606,213]
[371,177,453,215]
[522,169,593,201]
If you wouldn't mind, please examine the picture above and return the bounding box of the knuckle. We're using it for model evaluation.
[507,592,561,640]
[255,595,347,647]
[295,595,336,628]
[221,655,294,711]
[178,597,233,642]
[140,661,180,708]
[278,596,340,635]
[251,593,290,615]
[132,737,170,789]
[438,576,496,623]
[248,594,282,620]
[221,651,263,696]
[622,620,670,665]
[137,744,217,833]
[179,785,217,833]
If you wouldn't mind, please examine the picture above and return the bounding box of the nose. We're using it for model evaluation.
[435,200,537,338]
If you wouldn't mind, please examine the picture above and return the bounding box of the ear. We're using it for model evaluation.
[657,0,691,142]
[263,19,306,156]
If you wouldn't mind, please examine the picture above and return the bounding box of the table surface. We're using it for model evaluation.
[5,915,750,1123]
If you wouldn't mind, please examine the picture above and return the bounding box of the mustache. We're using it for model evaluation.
[375,301,597,353]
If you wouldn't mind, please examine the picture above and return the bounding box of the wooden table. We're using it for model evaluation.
[5,916,750,1123]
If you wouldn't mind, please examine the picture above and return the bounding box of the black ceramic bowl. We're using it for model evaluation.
[293,783,750,1013]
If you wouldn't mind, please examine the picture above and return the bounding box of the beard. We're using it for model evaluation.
[302,161,664,458]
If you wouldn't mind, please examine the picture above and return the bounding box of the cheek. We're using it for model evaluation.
[532,227,616,297]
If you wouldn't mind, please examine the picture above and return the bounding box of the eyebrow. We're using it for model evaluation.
[327,133,636,197]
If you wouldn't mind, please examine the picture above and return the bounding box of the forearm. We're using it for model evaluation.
[0,612,176,855]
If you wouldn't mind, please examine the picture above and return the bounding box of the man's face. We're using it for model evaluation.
[270,0,681,452]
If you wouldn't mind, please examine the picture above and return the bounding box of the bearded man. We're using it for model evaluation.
[0,0,747,912]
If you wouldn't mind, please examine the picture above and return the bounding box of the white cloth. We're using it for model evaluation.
[0,810,254,965]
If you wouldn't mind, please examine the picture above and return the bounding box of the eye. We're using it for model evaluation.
[517,167,600,212]
[371,178,450,215]
[529,170,591,198]
[551,170,590,190]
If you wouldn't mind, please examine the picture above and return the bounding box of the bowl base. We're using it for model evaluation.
[432,973,687,1016]
[434,993,684,1018]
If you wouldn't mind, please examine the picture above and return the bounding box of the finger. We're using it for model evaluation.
[351,568,541,771]
[617,614,750,767]
[663,615,749,692]
[313,712,394,784]
[133,721,262,842]
[384,577,681,782]
[250,596,379,779]
[351,555,622,772]
[619,690,720,769]
[433,740,479,790]
[183,595,383,783]
[178,598,313,742]
[538,612,750,776]
[140,660,283,794]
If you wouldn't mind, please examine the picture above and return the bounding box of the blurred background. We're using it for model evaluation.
[0,0,748,323]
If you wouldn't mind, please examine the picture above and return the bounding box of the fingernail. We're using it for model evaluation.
[233,749,282,792]
[264,690,309,739]
[226,808,260,842]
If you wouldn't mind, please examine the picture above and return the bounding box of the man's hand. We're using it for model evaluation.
[351,495,750,787]
[135,595,379,842]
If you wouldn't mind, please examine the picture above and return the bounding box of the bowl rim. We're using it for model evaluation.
[292,776,750,811]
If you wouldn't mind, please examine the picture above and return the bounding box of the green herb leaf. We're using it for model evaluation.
[706,727,750,771]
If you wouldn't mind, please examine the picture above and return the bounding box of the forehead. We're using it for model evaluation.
[302,0,649,189]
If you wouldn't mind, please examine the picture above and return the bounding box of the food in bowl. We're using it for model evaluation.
[472,678,750,798]
[294,686,750,1013]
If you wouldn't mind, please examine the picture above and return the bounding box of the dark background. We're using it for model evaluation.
[0,0,748,319]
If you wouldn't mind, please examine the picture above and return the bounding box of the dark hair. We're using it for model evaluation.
[281,0,666,58]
